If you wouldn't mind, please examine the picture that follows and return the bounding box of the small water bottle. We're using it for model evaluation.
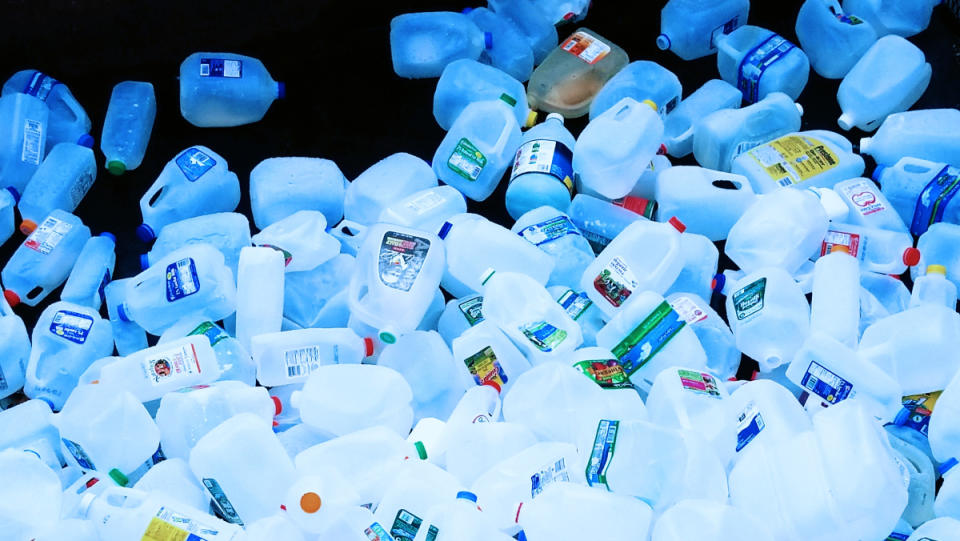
[60,233,116,310]
[18,141,96,234]
[179,52,284,127]
[390,12,488,79]
[0,93,50,192]
[1,69,92,148]
[504,113,577,219]
[100,81,156,175]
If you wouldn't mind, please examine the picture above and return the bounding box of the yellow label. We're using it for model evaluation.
[141,517,189,541]
[748,135,839,187]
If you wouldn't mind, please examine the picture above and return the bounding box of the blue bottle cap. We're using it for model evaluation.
[456,491,477,503]
[712,272,726,293]
[139,253,150,270]
[484,32,494,49]
[5,186,20,203]
[872,164,886,183]
[656,34,671,51]
[438,221,453,239]
[100,232,116,244]
[940,457,959,475]
[116,303,132,323]
[136,223,155,242]
[277,82,286,100]
[76,134,95,148]
[516,531,527,541]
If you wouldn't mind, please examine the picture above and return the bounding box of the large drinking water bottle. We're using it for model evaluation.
[657,0,750,60]
[504,114,576,219]
[18,141,96,234]
[1,69,92,148]
[179,52,284,127]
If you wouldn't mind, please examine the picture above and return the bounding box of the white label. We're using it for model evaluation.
[21,118,43,165]
[173,258,199,297]
[405,190,446,215]
[561,31,611,64]
[24,216,72,255]
[512,140,557,179]
[838,179,886,217]
[669,296,708,324]
[153,506,226,537]
[141,343,201,386]
[222,60,242,78]
[530,457,570,498]
[283,345,337,379]
[593,256,640,308]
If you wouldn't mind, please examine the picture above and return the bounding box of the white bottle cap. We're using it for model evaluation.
[838,112,855,131]
[795,102,804,116]
[808,187,849,222]
[860,137,873,154]
[545,113,565,124]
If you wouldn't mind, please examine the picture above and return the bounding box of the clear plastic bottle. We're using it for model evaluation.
[716,25,810,103]
[657,0,750,60]
[795,0,878,79]
[18,141,96,234]
[100,81,156,175]
[179,52,284,127]
[60,233,116,310]
[504,114,576,219]
[663,79,742,158]
[588,61,682,120]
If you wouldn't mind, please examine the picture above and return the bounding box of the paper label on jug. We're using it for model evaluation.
[821,230,862,257]
[404,190,446,215]
[519,321,568,352]
[732,277,766,321]
[447,138,486,181]
[142,343,202,386]
[283,344,336,379]
[49,310,94,344]
[62,438,96,470]
[200,58,243,78]
[585,419,619,490]
[747,135,839,187]
[364,522,394,541]
[166,257,200,301]
[510,139,575,196]
[187,321,229,347]
[175,147,216,181]
[594,257,639,308]
[710,15,741,49]
[612,301,685,376]
[464,346,508,388]
[25,215,73,254]
[391,509,437,541]
[669,296,708,324]
[145,506,227,540]
[531,457,570,498]
[838,179,887,217]
[202,478,244,526]
[836,12,864,25]
[561,31,611,64]
[24,71,58,100]
[518,215,580,246]
[378,231,430,292]
[893,391,941,437]
[258,244,294,267]
[21,118,43,165]
[800,361,853,404]
[736,401,766,452]
[911,165,960,236]
[679,369,721,398]
[737,33,796,103]
[458,296,484,326]
[574,359,633,390]
[558,289,593,321]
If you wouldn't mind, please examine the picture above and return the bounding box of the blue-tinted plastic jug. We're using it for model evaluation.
[179,52,284,127]
[100,81,156,175]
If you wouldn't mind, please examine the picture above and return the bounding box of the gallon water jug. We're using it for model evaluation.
[143,212,251,275]
[137,146,241,241]
[504,114,576,219]
[729,379,813,461]
[816,222,920,274]
[18,141,96,233]
[860,108,960,166]
[465,7,535,82]
[860,272,912,334]
[249,156,347,229]
[888,435,937,526]
[2,69,91,148]
[663,79,742,158]
[442,422,538,488]
[0,301,30,400]
[731,130,865,193]
[657,0,750,60]
[118,243,237,335]
[911,265,958,309]
[379,186,468,237]
[837,35,931,131]
[666,231,719,301]
[0,92,49,192]
[511,206,594,288]
[665,293,740,380]
[589,61,682,120]
[250,327,372,386]
[96,336,220,402]
[906,517,960,540]
[566,194,654,253]
[0,449,63,541]
[433,59,532,130]
[253,212,337,273]
[0,186,16,245]
[842,0,940,37]
[348,223,444,342]
[23,300,112,410]
[179,52,283,127]
[60,233,115,310]
[189,412,296,526]
[390,12,487,78]
[550,288,604,347]
[795,0,878,79]
[345,153,436,225]
[654,167,756,241]
[104,278,148,356]
[717,26,810,103]
[834,176,910,233]
[451,320,532,395]
[725,188,832,273]
[488,0,558,64]
[437,293,485,344]
[292,364,414,437]
[133,456,210,512]
[372,460,463,540]
[283,254,355,329]
[440,214,554,297]
[172,319,255,385]
[155,381,275,461]
[810,246,860,346]
[693,92,804,173]
[56,384,160,474]
[581,218,685,318]
[433,97,522,201]
[100,81,155,175]
[235,246,284,351]
[518,482,654,541]
[725,267,810,372]
[876,158,960,232]
[913,223,960,289]
[411,490,514,541]
[377,330,462,422]
[653,499,775,541]
[527,28,629,118]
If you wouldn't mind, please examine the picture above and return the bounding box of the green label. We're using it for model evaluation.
[188,321,228,347]
[447,138,486,181]
[519,321,568,352]
[391,509,437,541]
[732,277,766,321]
[585,420,619,490]
[573,359,634,390]
[611,301,685,376]
[498,93,517,107]
[678,369,722,398]
[458,296,484,326]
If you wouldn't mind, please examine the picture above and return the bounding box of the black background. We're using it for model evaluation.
[0,1,958,371]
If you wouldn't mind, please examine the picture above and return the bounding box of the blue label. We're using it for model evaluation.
[892,392,938,438]
[800,361,853,404]
[175,148,216,181]
[97,269,112,308]
[510,140,575,196]
[558,289,593,321]
[736,404,766,452]
[611,302,685,376]
[50,310,94,344]
[166,258,201,302]
[62,438,96,470]
[885,533,909,541]
[199,58,243,78]
[518,215,581,246]
[365,522,396,541]
[737,33,796,103]
[23,71,59,100]
[910,165,960,236]
[585,420,619,490]
[203,478,244,526]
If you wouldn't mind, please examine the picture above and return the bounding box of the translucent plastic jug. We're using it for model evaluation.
[663,79,742,158]
[929,368,960,463]
[717,26,809,103]
[652,499,775,541]
[143,212,251,275]
[0,92,50,192]
[588,61,682,120]
[860,108,960,166]
[0,301,30,400]
[433,59,532,131]
[842,0,940,37]
[816,222,920,274]
[378,186,468,235]
[504,113,576,219]
[876,158,960,232]
[104,279,148,356]
[60,233,116,310]
[834,176,910,233]
[179,52,284,127]
[443,423,538,487]
[377,330,462,422]
[511,206,594,288]
[729,379,813,460]
[95,336,220,402]
[0,449,63,541]
[249,327,372,386]
[100,81,156,174]
[654,167,756,241]
[913,223,960,289]
[235,246,284,351]
[488,0,558,64]
[657,0,750,60]
[810,246,861,346]
[390,12,487,79]
[437,293,484,345]
[732,130,865,193]
[0,186,15,245]
[911,265,958,309]
[795,0,878,79]
[666,293,741,380]
[18,141,96,234]
[2,69,91,148]
[451,320,532,395]
[372,460,463,540]
[465,7,534,82]
[566,194,653,253]
[249,156,347,229]
[344,153,437,225]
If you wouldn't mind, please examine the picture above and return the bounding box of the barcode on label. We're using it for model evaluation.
[21,119,43,165]
[283,345,327,379]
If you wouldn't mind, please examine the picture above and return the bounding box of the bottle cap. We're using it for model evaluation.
[456,491,478,503]
[300,492,322,514]
[5,186,20,203]
[363,337,375,356]
[484,32,493,50]
[902,248,921,267]
[525,110,539,128]
[927,264,947,275]
[271,396,283,415]
[277,82,286,100]
[76,134,95,148]
[116,303,132,322]
[830,244,850,255]
[379,331,397,344]
[108,468,129,487]
[795,102,804,116]
[657,143,667,155]
[872,164,886,183]
[517,531,528,541]
[106,160,127,176]
[438,221,453,239]
[613,196,657,219]
[656,33,671,50]
[837,112,855,131]
[19,219,37,235]
[545,112,564,124]
[940,457,959,476]
[711,273,726,293]
[480,267,496,286]
[414,440,428,460]
[809,187,849,222]
[98,232,116,244]
[482,380,502,393]
[668,216,686,233]
[641,99,657,112]
[139,253,150,270]
[3,290,20,308]
[77,491,98,519]
[136,223,156,242]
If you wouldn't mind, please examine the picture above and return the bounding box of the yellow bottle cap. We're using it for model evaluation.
[641,99,657,112]
[927,264,947,276]
[525,110,539,128]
